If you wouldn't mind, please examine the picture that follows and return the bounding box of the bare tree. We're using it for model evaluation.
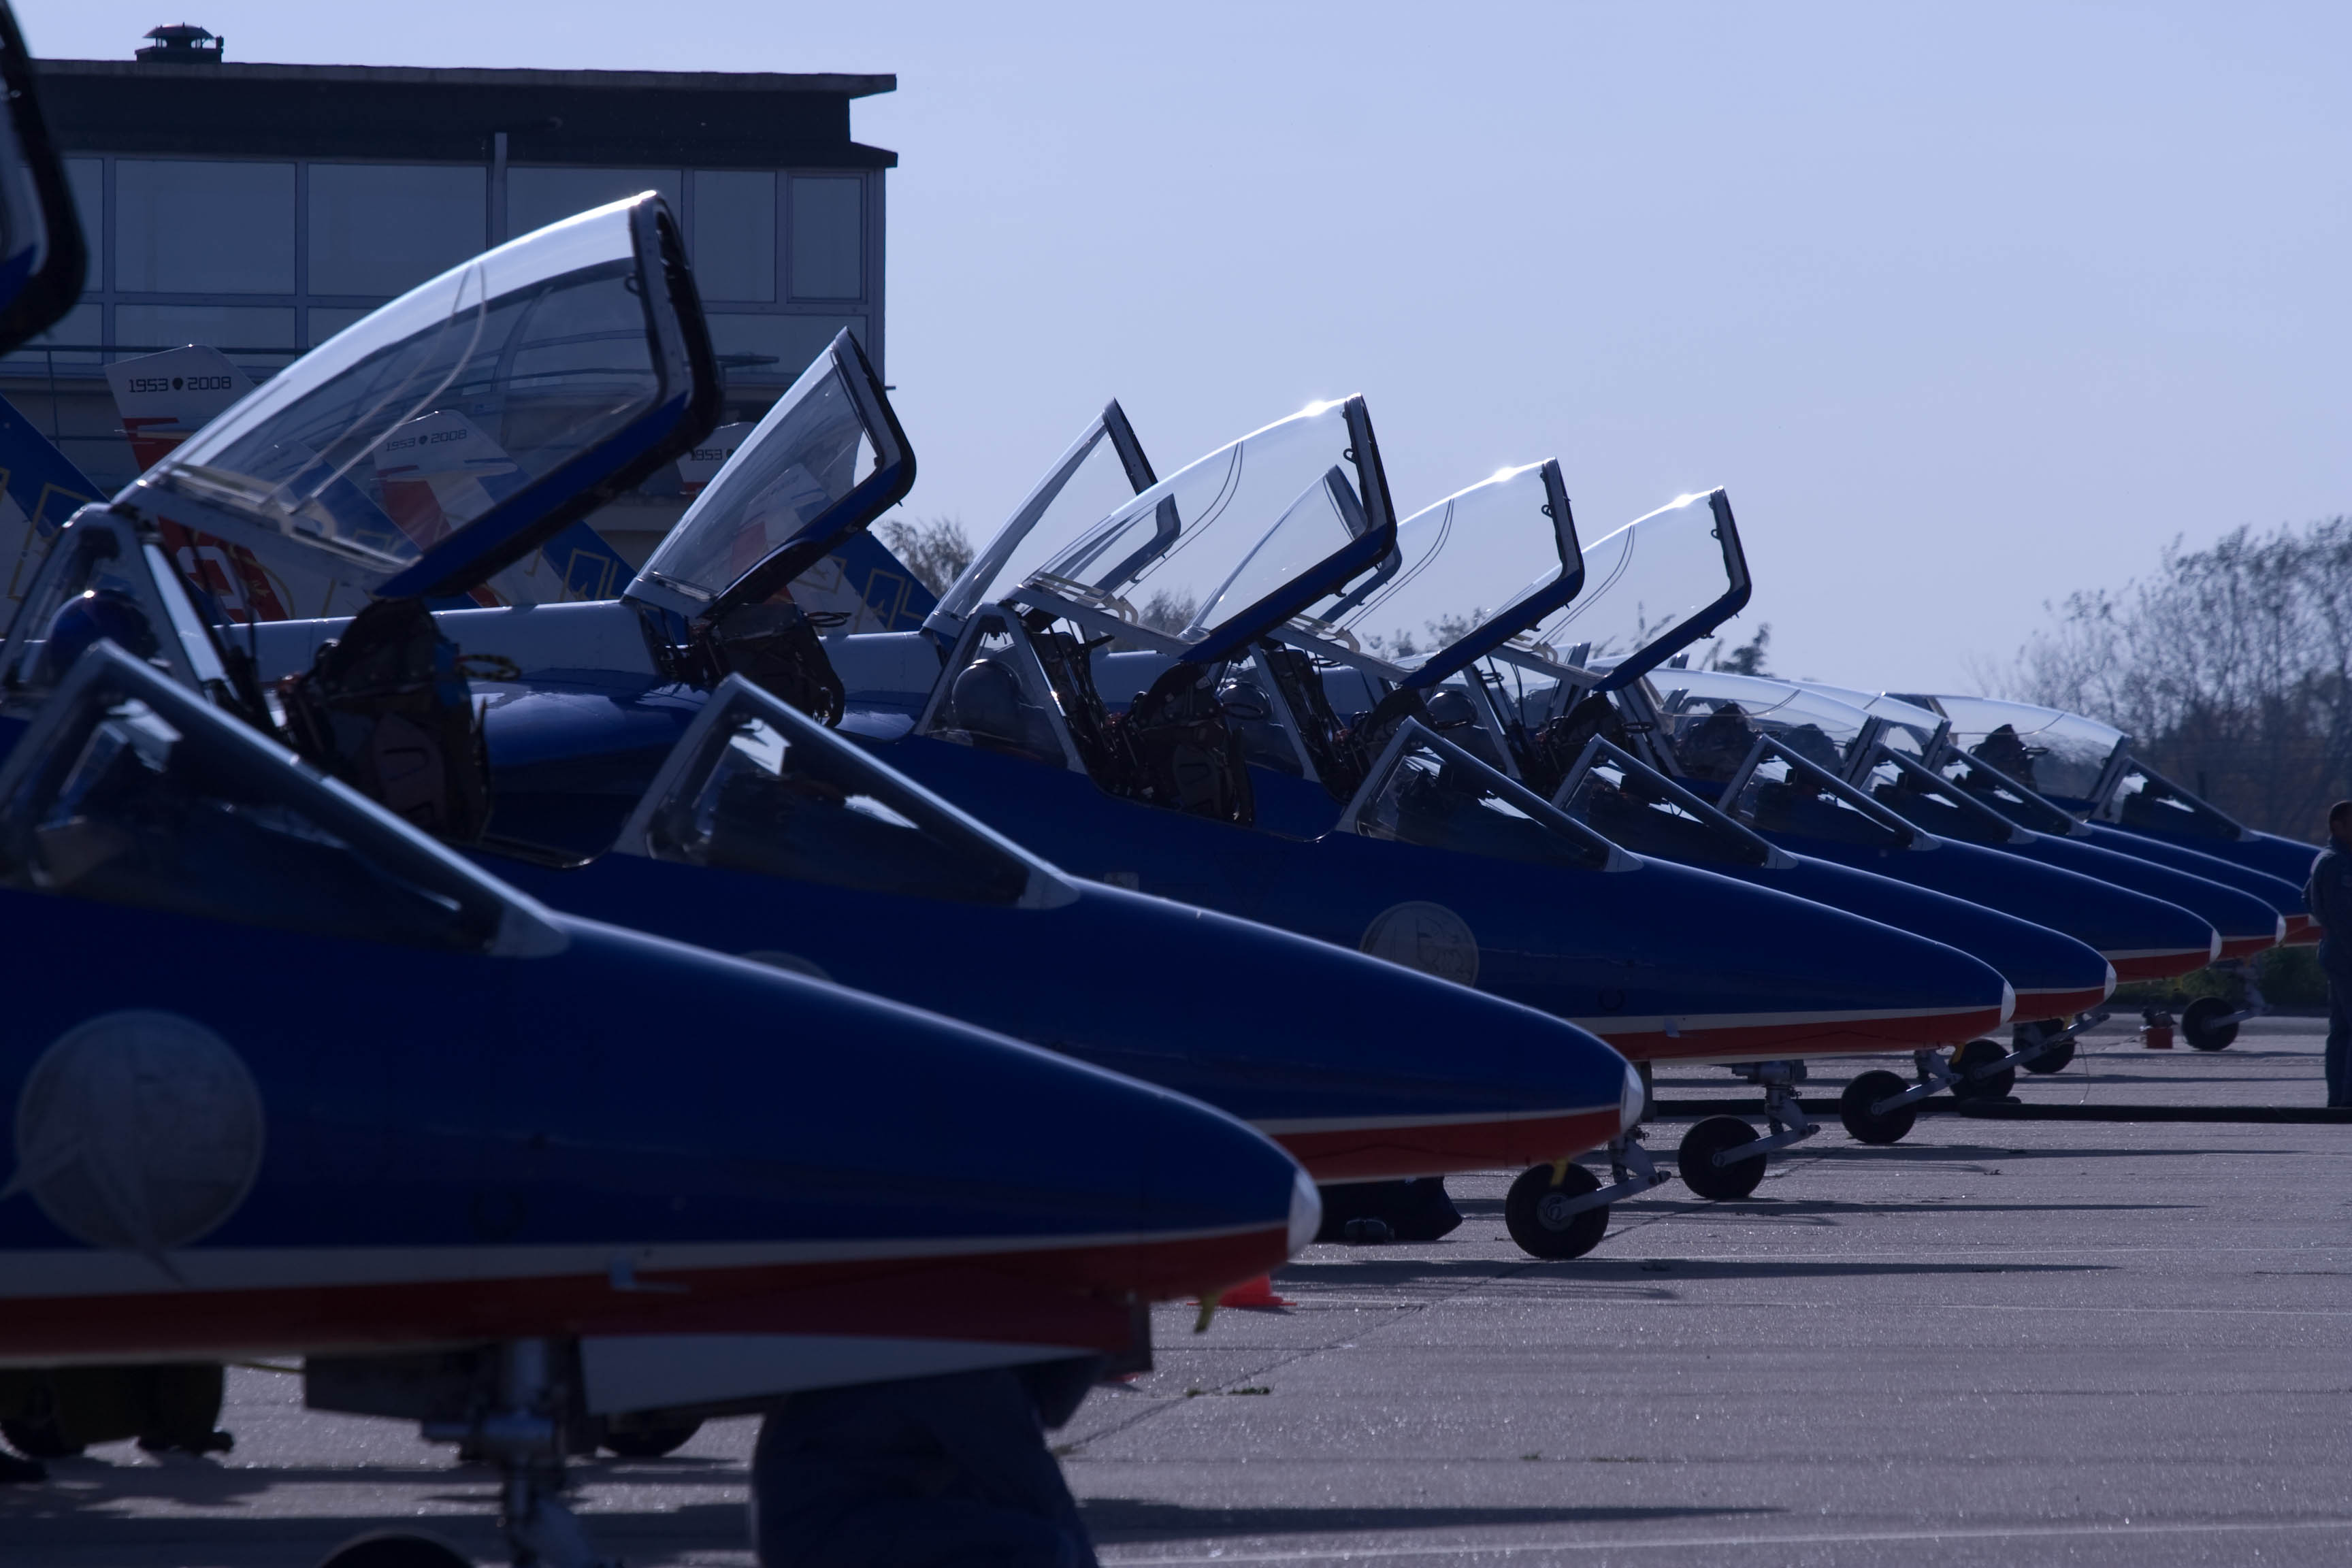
[1997,519,2352,834]
[875,515,975,596]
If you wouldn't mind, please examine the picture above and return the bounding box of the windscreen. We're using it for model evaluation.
[1305,463,1566,665]
[1350,728,1607,870]
[1860,753,2011,846]
[143,199,664,587]
[1796,683,1944,760]
[1726,749,1910,851]
[1027,400,1369,641]
[1922,695,2127,811]
[1556,747,1768,867]
[645,684,1043,904]
[2108,761,2242,840]
[1650,669,1867,781]
[1933,752,2076,834]
[630,336,879,613]
[1526,490,1740,678]
[0,651,527,952]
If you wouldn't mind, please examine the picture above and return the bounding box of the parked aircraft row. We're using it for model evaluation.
[0,12,2320,1562]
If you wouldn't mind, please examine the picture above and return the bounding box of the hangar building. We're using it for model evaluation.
[11,24,894,552]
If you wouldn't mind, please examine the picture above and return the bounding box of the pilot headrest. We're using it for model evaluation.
[42,588,159,683]
[1424,689,1478,730]
[949,658,1028,744]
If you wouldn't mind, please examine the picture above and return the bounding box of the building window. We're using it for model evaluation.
[308,164,487,297]
[114,159,296,293]
[692,170,777,302]
[706,312,863,384]
[64,158,102,263]
[790,176,862,300]
[115,303,299,354]
[507,167,681,241]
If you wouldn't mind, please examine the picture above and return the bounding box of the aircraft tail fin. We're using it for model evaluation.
[0,393,105,612]
[104,345,254,472]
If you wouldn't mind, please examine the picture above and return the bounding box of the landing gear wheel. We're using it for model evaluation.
[601,1419,704,1458]
[1677,1116,1765,1201]
[1504,1163,1610,1260]
[315,1531,474,1568]
[1838,1070,1917,1145]
[0,1416,80,1461]
[1950,1039,2015,1102]
[2016,1020,2076,1074]
[2182,996,2238,1051]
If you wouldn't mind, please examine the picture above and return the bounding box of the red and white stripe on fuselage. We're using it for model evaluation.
[0,1223,1289,1369]
[1258,1102,1627,1183]
[1584,989,2015,1066]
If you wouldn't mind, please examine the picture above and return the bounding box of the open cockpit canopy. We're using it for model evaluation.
[995,397,1397,663]
[1285,461,1580,689]
[0,3,85,354]
[626,329,910,623]
[1900,695,2129,815]
[1515,489,1747,692]
[127,193,717,602]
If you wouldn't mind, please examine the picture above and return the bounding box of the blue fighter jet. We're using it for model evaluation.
[0,269,1648,1237]
[59,350,2015,1247]
[0,103,1311,1565]
[1897,691,2322,942]
[0,643,1311,1565]
[1250,463,2117,1147]
[741,396,2017,1222]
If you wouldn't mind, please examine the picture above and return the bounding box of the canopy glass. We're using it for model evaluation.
[1299,462,1572,668]
[1914,694,2127,811]
[1522,490,1744,685]
[1024,399,1382,646]
[627,329,904,620]
[137,195,702,601]
[1646,668,1869,781]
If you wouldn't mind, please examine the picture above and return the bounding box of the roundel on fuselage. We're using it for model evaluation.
[1360,902,1480,987]
[5,1011,266,1252]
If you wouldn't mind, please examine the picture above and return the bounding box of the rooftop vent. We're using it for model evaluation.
[135,24,223,65]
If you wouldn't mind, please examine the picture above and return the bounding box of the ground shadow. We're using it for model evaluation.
[1275,1256,2104,1288]
[1081,1497,1772,1544]
[0,1498,745,1555]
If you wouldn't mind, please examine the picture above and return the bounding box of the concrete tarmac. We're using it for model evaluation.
[7,1016,2350,1566]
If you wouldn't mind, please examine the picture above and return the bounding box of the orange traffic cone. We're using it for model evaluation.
[1220,1274,1290,1309]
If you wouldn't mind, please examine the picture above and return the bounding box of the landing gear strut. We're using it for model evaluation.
[1503,1130,1671,1259]
[1676,1061,1816,1201]
[320,1339,609,1568]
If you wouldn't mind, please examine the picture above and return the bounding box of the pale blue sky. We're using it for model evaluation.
[26,3,2351,692]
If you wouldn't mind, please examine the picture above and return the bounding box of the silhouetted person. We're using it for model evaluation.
[2306,800,2352,1107]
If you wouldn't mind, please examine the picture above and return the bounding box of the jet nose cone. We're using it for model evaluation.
[1287,1170,1324,1256]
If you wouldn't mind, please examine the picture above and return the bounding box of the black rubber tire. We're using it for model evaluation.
[316,1531,475,1568]
[1838,1070,1917,1145]
[602,1419,704,1458]
[1503,1163,1610,1260]
[0,1416,80,1461]
[2015,1019,2076,1074]
[1950,1039,2016,1102]
[2182,995,2239,1051]
[1678,1116,1765,1201]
